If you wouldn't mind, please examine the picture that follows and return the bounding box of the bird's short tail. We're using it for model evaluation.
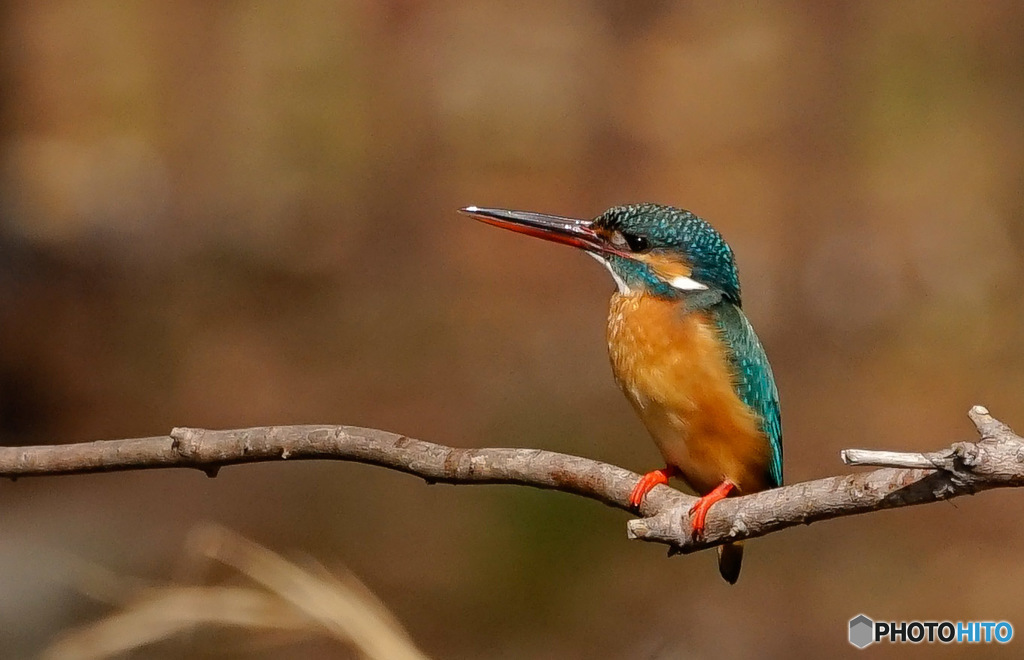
[717,542,743,584]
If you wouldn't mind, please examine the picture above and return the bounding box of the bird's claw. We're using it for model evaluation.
[629,467,677,508]
[687,480,735,537]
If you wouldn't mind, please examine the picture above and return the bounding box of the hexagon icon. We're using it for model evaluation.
[849,614,874,649]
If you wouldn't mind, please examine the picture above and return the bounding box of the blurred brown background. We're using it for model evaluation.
[2,1,1023,658]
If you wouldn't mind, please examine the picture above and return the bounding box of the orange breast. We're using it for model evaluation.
[607,292,773,495]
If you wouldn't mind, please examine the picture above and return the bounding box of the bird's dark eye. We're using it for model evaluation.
[622,233,649,252]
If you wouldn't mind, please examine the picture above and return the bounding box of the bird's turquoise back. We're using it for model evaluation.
[712,302,783,488]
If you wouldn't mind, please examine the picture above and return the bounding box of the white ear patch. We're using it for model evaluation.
[587,252,705,294]
[668,275,708,291]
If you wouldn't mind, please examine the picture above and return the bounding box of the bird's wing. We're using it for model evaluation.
[713,303,783,488]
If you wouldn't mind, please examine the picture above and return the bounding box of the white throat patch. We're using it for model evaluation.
[586,252,631,294]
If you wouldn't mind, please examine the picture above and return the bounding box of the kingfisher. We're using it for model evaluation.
[461,203,782,584]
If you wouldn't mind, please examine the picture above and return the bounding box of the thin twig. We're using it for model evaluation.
[839,448,953,470]
[2,406,1022,555]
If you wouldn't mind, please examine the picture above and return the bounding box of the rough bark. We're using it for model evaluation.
[2,406,1021,554]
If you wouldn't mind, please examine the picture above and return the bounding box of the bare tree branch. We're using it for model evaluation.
[2,406,1022,555]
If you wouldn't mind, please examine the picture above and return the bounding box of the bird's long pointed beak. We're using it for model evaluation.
[460,206,625,257]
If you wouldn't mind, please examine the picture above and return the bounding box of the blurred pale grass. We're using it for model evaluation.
[43,524,428,660]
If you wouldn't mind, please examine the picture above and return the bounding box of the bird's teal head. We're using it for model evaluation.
[461,203,742,304]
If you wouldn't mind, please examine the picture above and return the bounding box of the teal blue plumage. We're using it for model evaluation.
[595,204,742,303]
[713,302,784,488]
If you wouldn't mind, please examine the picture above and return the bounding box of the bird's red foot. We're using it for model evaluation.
[629,466,678,507]
[688,480,736,538]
